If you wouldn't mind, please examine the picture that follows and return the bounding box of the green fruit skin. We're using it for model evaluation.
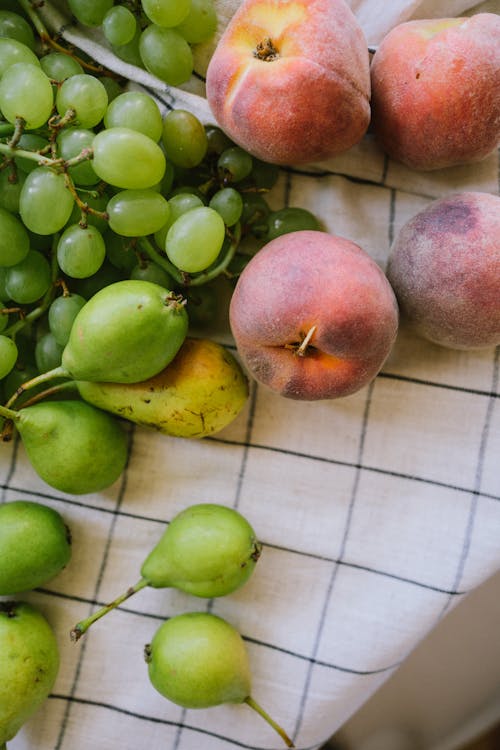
[16,400,128,495]
[0,500,71,595]
[76,337,249,439]
[141,503,261,596]
[0,601,60,744]
[62,280,188,383]
[145,612,251,708]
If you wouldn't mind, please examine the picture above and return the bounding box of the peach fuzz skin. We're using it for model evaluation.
[205,0,370,165]
[370,14,500,170]
[386,192,500,350]
[229,231,399,401]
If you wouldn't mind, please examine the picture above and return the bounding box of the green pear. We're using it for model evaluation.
[0,400,128,495]
[77,337,249,438]
[0,500,71,595]
[145,612,294,747]
[0,601,60,746]
[71,503,261,640]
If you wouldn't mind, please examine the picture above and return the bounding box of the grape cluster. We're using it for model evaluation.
[0,4,319,412]
[65,0,218,85]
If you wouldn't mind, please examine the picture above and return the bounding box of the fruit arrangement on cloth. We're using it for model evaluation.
[0,0,498,748]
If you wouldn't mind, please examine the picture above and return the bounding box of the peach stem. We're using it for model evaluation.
[296,325,317,356]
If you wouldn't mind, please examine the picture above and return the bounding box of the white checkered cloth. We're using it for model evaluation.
[3,1,499,749]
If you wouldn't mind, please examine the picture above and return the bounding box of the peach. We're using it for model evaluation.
[229,230,399,400]
[205,0,370,165]
[370,14,500,170]
[386,192,500,350]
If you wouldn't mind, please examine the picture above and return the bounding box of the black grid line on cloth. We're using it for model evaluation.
[53,427,136,750]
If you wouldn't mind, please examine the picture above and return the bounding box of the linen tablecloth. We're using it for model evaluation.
[3,1,500,748]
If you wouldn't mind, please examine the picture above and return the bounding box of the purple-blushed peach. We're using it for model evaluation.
[370,14,500,170]
[205,0,370,165]
[229,230,399,400]
[386,192,500,349]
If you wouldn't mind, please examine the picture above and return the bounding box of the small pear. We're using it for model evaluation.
[71,503,261,640]
[0,601,60,746]
[144,612,294,747]
[0,400,128,495]
[77,337,249,438]
[0,500,71,595]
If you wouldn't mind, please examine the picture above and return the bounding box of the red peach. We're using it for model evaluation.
[370,14,500,170]
[205,0,370,165]
[386,192,500,349]
[229,230,399,400]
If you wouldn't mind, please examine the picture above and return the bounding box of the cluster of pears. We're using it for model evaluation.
[0,499,72,748]
[1,279,249,495]
[71,502,295,747]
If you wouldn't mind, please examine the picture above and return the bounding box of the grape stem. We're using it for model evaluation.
[244,695,295,747]
[4,366,69,409]
[70,579,149,642]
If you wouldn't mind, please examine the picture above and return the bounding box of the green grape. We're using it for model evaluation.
[67,0,114,27]
[175,0,218,44]
[217,146,253,184]
[139,25,193,86]
[161,109,208,168]
[98,75,123,103]
[35,331,63,373]
[111,26,143,67]
[142,0,191,27]
[104,91,163,142]
[209,187,243,227]
[73,260,125,299]
[0,10,36,49]
[14,133,49,174]
[0,333,17,378]
[0,166,25,214]
[160,160,175,196]
[245,159,280,190]
[107,189,170,237]
[48,293,87,346]
[0,267,9,299]
[102,5,137,46]
[56,127,98,186]
[0,63,53,129]
[3,361,39,403]
[92,127,166,189]
[56,223,106,279]
[39,51,84,81]
[205,125,234,155]
[130,260,174,288]
[0,301,8,332]
[4,250,51,304]
[56,74,108,129]
[165,206,225,273]
[267,206,320,240]
[106,232,138,272]
[240,193,270,236]
[185,284,218,327]
[0,37,39,75]
[19,167,75,235]
[0,206,30,266]
[154,191,204,247]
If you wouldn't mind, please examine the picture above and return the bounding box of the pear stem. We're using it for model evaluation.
[0,404,18,422]
[70,578,149,642]
[244,695,295,748]
[4,365,69,409]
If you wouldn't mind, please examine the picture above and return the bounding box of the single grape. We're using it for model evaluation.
[19,167,75,235]
[209,187,243,227]
[245,159,280,190]
[217,147,253,184]
[4,250,51,304]
[0,63,53,129]
[130,260,174,288]
[35,332,64,373]
[56,127,99,186]
[175,0,218,44]
[56,224,106,279]
[104,91,163,142]
[0,10,36,50]
[48,293,87,346]
[0,168,26,214]
[139,25,193,86]
[205,125,234,155]
[73,260,125,299]
[102,5,137,46]
[106,189,170,237]
[0,37,39,76]
[185,285,218,327]
[0,334,17,379]
[240,193,270,236]
[0,300,8,333]
[98,75,123,103]
[0,267,9,300]
[92,127,166,189]
[161,109,208,168]
[67,0,114,27]
[106,232,138,273]
[111,26,143,67]
[165,206,225,273]
[0,206,30,266]
[141,0,191,28]
[266,206,320,240]
[39,51,84,82]
[56,74,108,129]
